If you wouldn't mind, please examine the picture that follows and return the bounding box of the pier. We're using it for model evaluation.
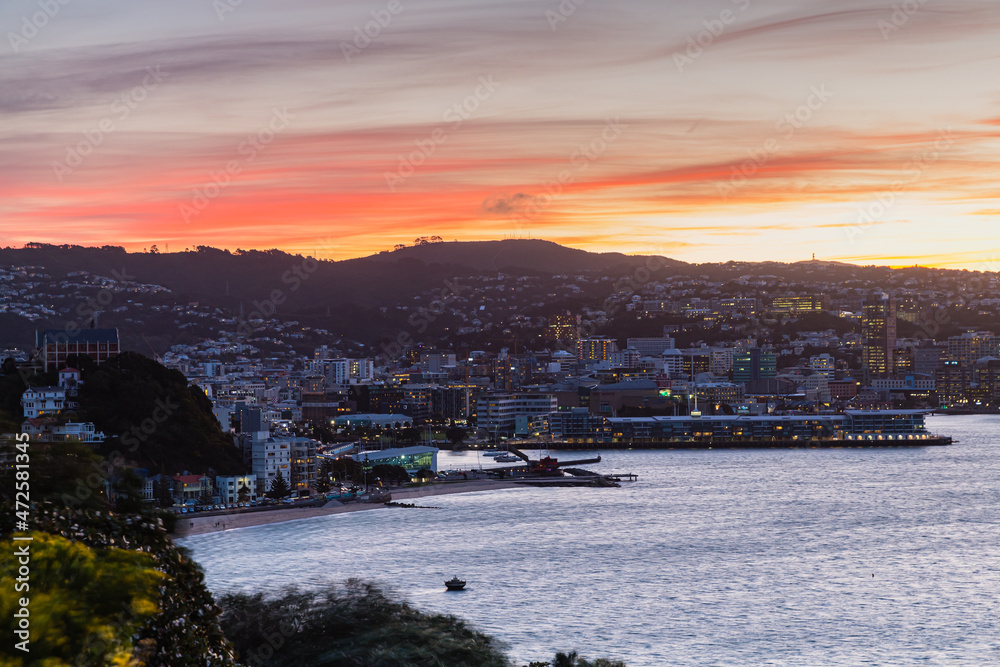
[531,437,952,450]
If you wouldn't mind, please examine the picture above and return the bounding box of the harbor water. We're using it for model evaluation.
[180,415,1000,665]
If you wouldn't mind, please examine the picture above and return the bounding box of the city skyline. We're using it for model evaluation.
[3,0,999,267]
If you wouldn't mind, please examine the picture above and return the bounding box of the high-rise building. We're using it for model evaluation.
[577,337,616,363]
[946,331,1000,368]
[862,295,896,380]
[733,348,777,384]
[289,436,318,496]
[545,312,581,342]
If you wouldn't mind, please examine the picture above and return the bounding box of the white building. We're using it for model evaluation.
[810,353,836,379]
[349,358,374,381]
[801,375,831,403]
[320,358,375,385]
[476,393,557,436]
[660,349,684,378]
[21,420,105,443]
[251,436,291,493]
[215,475,258,503]
[21,386,65,418]
[548,350,577,373]
[627,336,676,356]
[710,348,735,375]
[57,367,82,395]
[321,358,350,384]
[609,348,640,369]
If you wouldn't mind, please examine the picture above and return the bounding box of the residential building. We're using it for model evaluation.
[251,436,291,493]
[21,419,105,443]
[545,312,580,342]
[809,354,835,379]
[216,475,258,503]
[577,337,616,363]
[21,386,65,418]
[172,474,214,503]
[289,436,319,496]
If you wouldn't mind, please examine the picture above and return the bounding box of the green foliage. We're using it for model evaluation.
[154,477,175,508]
[112,468,146,514]
[315,458,336,494]
[267,474,291,499]
[546,652,627,667]
[330,456,364,485]
[218,581,511,667]
[0,532,163,665]
[446,425,468,444]
[0,502,239,666]
[413,468,435,481]
[0,440,108,510]
[369,464,410,485]
[399,426,421,443]
[77,351,245,474]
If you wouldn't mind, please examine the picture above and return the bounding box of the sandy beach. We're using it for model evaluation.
[173,479,522,538]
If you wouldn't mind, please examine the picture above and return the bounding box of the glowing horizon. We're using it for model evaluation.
[2,0,999,270]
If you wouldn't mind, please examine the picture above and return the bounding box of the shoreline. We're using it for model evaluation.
[173,479,522,538]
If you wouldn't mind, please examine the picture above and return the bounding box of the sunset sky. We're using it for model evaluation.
[2,0,999,267]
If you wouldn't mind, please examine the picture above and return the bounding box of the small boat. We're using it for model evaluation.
[445,576,466,591]
[482,449,502,456]
[494,454,519,462]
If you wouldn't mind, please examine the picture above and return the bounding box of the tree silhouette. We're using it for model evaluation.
[316,459,336,493]
[267,474,291,499]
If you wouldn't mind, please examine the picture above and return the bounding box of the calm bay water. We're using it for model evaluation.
[180,415,1000,665]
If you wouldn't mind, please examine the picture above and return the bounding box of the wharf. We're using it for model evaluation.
[534,437,953,450]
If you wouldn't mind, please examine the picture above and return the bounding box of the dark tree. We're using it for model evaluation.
[218,581,510,667]
[154,478,175,508]
[268,474,291,499]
